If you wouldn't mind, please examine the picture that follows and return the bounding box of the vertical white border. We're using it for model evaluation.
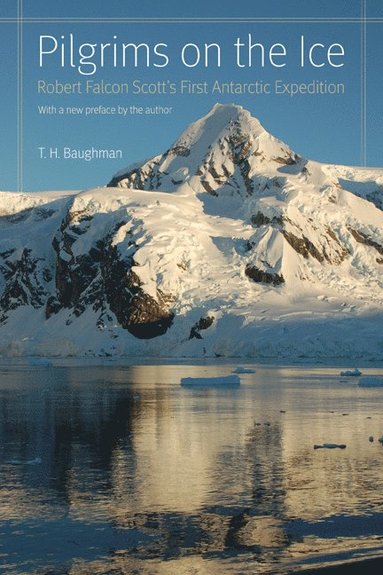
[17,0,23,192]
[361,0,367,166]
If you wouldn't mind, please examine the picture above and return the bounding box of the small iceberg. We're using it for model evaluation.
[314,443,346,450]
[340,368,362,377]
[232,367,256,374]
[7,457,42,465]
[181,374,240,387]
[358,377,383,388]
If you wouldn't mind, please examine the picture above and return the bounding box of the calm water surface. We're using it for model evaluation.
[1,362,383,574]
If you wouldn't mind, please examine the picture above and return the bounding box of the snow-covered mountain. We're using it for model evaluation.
[1,103,383,359]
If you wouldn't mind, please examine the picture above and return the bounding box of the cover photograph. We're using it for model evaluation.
[0,1,383,574]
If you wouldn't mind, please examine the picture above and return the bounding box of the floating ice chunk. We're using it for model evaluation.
[313,443,346,450]
[8,457,42,465]
[358,377,383,388]
[232,367,256,374]
[181,374,240,387]
[340,368,362,377]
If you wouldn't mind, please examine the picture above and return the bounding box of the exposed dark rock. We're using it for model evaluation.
[119,285,174,339]
[348,227,383,255]
[0,195,175,338]
[226,129,255,194]
[170,144,191,157]
[48,216,174,339]
[109,169,138,188]
[201,180,218,196]
[326,228,339,242]
[189,316,215,340]
[34,208,57,221]
[221,163,231,178]
[251,212,271,226]
[177,260,188,271]
[281,225,348,265]
[103,259,174,338]
[108,160,160,188]
[251,211,283,227]
[207,163,225,182]
[282,230,324,262]
[0,248,48,323]
[273,153,300,165]
[45,295,62,319]
[0,249,15,259]
[194,128,258,196]
[245,265,285,286]
[42,268,53,283]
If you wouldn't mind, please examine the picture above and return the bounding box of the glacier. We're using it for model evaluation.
[0,103,382,359]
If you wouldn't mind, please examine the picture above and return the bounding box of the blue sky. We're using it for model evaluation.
[0,1,382,191]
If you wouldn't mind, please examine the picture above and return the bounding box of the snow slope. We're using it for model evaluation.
[0,104,383,359]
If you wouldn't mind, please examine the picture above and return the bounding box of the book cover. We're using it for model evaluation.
[0,2,383,575]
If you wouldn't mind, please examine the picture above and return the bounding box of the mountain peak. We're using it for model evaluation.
[205,102,259,128]
[210,102,243,112]
[178,102,264,148]
[109,103,298,194]
[205,102,247,122]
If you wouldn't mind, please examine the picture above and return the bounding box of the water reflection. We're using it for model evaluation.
[1,364,383,574]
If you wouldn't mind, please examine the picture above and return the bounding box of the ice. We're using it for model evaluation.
[313,444,347,449]
[340,368,362,376]
[181,374,240,387]
[232,367,256,374]
[7,457,42,465]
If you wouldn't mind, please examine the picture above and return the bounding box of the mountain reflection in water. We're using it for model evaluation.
[1,363,383,575]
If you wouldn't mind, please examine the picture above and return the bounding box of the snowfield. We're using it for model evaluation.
[0,104,382,359]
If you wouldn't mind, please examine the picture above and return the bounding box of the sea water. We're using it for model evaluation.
[0,362,383,575]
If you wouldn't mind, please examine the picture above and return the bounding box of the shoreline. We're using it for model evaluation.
[0,356,383,368]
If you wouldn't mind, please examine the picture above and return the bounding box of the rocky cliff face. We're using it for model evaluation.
[0,193,174,344]
[0,104,383,358]
[47,203,174,338]
[0,247,49,324]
